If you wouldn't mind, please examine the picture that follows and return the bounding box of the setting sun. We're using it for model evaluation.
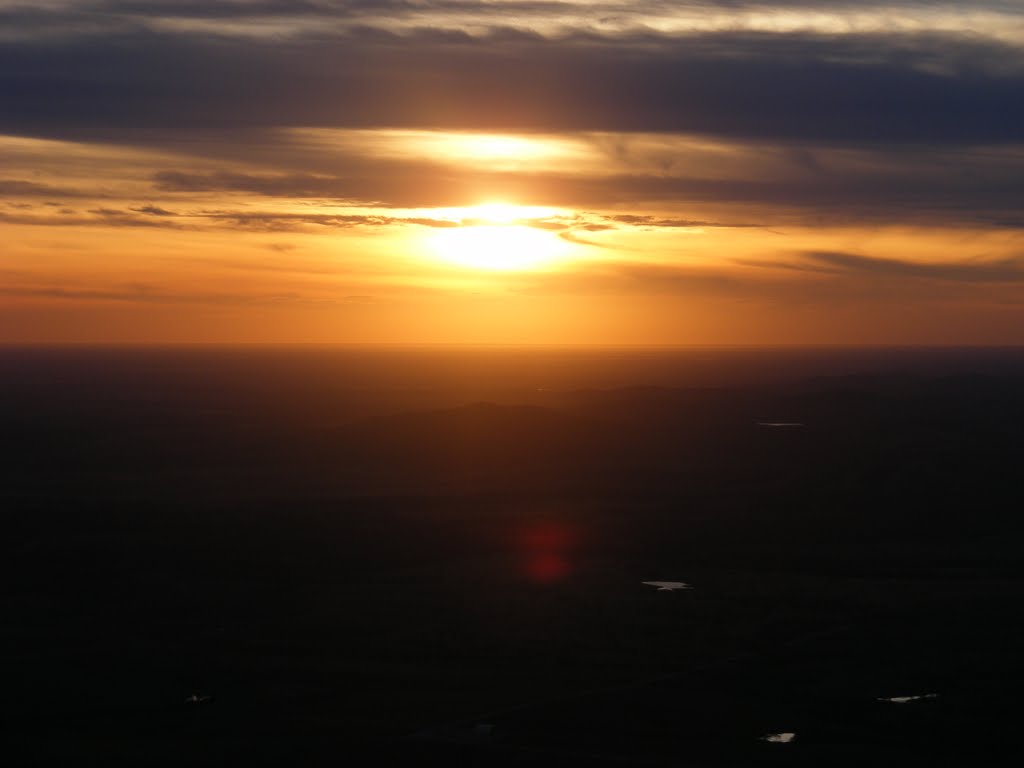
[428,203,570,270]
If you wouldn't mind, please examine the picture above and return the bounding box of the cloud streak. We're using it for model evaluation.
[804,251,1024,283]
[0,178,91,197]
[0,282,376,307]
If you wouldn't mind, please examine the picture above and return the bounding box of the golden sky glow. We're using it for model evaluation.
[2,2,1024,344]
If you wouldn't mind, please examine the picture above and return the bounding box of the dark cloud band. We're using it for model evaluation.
[1,25,1022,145]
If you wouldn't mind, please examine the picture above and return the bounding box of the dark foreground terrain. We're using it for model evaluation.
[1,346,1022,766]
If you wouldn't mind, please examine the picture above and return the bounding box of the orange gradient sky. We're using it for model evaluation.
[2,2,1024,344]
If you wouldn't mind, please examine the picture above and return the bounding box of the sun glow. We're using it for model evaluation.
[428,202,570,270]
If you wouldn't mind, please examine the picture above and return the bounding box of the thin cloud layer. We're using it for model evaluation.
[804,251,1024,283]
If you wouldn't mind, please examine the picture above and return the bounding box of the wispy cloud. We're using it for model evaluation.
[0,178,90,197]
[0,197,757,236]
[804,250,1024,282]
[0,282,376,307]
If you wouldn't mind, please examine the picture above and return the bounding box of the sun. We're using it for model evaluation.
[428,202,569,271]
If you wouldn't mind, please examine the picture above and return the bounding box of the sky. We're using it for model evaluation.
[2,0,1024,345]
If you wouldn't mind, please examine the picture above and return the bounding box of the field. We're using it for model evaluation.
[2,346,1022,765]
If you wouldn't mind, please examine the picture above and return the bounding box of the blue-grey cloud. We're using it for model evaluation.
[1,24,1022,145]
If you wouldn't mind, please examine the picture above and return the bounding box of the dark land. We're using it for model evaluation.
[2,345,1023,766]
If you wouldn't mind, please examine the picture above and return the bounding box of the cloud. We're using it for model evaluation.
[606,214,757,228]
[0,208,189,228]
[8,144,1024,230]
[0,178,90,197]
[197,210,464,232]
[4,9,1024,229]
[556,231,611,248]
[0,203,464,232]
[803,251,1024,282]
[143,132,1024,224]
[130,204,177,216]
[153,171,359,199]
[0,282,375,306]
[2,22,1023,146]
[9,2,1024,40]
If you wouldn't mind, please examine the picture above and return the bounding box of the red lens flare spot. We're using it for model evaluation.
[526,553,571,583]
[518,521,577,583]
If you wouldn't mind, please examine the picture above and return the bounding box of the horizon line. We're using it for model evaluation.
[2,342,1023,351]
